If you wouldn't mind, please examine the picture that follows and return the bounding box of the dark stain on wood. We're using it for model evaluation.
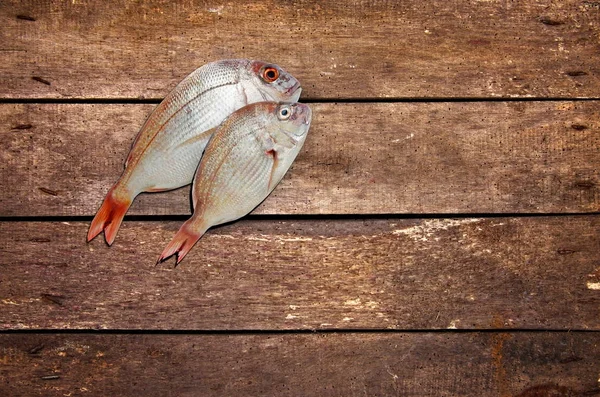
[571,124,588,130]
[29,237,51,243]
[31,76,51,85]
[539,17,563,26]
[558,355,584,364]
[514,384,580,397]
[11,123,33,130]
[574,180,595,189]
[38,187,58,196]
[28,344,45,355]
[565,70,588,77]
[16,14,36,21]
[40,293,65,306]
[556,248,577,255]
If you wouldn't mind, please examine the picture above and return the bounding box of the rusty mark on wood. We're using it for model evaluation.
[41,294,65,306]
[28,344,44,354]
[565,70,588,77]
[11,124,33,130]
[490,316,510,397]
[514,384,579,397]
[32,76,51,85]
[16,14,36,22]
[539,17,563,26]
[38,187,58,196]
[571,124,588,131]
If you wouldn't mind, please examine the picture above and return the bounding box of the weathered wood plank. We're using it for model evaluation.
[1,102,599,216]
[1,332,598,396]
[1,0,599,99]
[1,217,599,330]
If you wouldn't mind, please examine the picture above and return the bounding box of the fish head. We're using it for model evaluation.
[272,102,312,140]
[244,61,302,103]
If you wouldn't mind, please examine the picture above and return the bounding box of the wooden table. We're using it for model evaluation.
[1,1,599,395]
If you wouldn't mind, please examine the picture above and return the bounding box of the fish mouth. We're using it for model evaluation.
[286,81,302,97]
[292,104,312,126]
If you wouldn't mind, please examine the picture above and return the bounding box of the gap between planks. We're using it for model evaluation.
[1,97,600,105]
[1,212,599,223]
[0,329,599,335]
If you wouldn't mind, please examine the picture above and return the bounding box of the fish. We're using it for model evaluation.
[87,59,302,245]
[158,101,312,265]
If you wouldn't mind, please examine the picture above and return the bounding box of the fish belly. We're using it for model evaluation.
[195,136,274,226]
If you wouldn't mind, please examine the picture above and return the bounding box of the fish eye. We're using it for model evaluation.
[277,106,292,120]
[262,66,279,83]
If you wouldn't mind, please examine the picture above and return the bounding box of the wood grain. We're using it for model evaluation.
[1,332,599,397]
[1,102,599,217]
[1,216,599,330]
[1,0,599,99]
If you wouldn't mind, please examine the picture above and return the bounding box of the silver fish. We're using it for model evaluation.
[87,59,301,245]
[158,101,312,265]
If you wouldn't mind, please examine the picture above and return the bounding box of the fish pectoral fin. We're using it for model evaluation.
[265,148,279,192]
[173,127,218,152]
[258,132,283,191]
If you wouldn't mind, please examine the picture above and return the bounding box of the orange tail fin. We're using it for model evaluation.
[157,221,206,266]
[87,188,132,245]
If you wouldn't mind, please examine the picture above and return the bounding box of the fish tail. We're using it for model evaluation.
[157,220,207,266]
[87,187,132,245]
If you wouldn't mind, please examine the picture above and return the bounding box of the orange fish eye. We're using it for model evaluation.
[262,66,279,83]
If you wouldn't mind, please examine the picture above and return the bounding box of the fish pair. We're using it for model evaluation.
[87,59,312,265]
